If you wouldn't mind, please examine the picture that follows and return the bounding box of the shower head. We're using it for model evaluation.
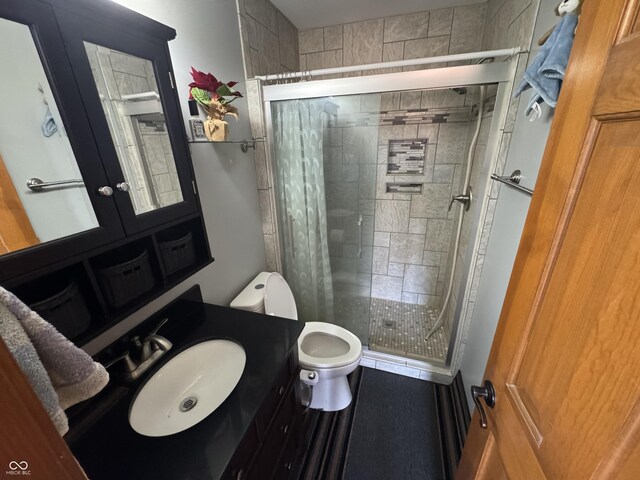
[450,87,467,95]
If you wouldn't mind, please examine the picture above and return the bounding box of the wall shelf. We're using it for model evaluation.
[188,137,265,153]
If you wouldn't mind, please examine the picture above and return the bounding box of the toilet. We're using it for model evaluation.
[230,272,362,411]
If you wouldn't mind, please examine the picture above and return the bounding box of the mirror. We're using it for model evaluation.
[84,42,184,216]
[0,18,99,256]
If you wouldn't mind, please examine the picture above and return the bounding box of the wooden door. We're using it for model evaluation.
[0,154,40,254]
[457,0,640,478]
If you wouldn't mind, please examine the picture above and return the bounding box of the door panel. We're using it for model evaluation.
[512,121,640,478]
[458,0,640,478]
[56,9,198,235]
[476,435,508,480]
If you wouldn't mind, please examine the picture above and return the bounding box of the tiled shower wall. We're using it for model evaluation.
[237,0,300,272]
[453,0,541,352]
[237,0,299,78]
[323,91,478,308]
[298,3,487,76]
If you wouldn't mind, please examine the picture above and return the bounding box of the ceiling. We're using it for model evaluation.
[271,0,486,30]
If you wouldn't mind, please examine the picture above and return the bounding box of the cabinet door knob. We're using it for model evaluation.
[116,182,130,192]
[278,386,285,396]
[281,424,288,435]
[97,186,114,196]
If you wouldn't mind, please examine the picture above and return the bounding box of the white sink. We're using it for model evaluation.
[129,339,246,437]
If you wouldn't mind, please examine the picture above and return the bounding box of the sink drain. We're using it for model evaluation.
[180,396,198,412]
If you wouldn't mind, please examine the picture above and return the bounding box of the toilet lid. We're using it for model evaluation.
[264,273,298,320]
[298,322,362,369]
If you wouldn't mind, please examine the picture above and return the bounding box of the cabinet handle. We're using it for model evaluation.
[97,186,114,196]
[278,386,285,396]
[116,182,130,192]
[284,461,292,471]
[281,424,289,435]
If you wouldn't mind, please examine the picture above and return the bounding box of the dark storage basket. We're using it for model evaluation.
[158,231,197,276]
[29,281,91,340]
[97,250,156,309]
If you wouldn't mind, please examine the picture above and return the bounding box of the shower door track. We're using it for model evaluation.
[260,57,519,379]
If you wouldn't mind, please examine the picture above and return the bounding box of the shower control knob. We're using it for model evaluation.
[97,186,114,196]
[116,181,130,192]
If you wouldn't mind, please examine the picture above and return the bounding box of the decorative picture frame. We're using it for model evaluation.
[189,119,206,141]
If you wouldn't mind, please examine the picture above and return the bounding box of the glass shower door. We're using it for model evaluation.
[271,93,381,343]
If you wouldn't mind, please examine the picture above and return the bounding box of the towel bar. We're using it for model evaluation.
[27,177,85,192]
[490,169,533,196]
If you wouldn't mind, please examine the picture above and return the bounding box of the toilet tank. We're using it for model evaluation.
[229,272,271,313]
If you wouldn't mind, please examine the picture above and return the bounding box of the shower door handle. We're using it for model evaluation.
[357,215,363,258]
[287,213,295,258]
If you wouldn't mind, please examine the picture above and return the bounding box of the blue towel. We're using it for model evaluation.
[514,14,579,116]
[41,107,58,137]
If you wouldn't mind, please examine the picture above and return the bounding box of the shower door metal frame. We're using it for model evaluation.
[261,58,520,380]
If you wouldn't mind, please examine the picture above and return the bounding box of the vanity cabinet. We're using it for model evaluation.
[0,0,212,342]
[224,355,305,480]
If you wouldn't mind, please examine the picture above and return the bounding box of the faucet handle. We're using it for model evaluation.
[145,334,173,352]
[104,351,136,373]
[149,317,170,336]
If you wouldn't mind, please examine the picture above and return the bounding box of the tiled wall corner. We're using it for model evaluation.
[245,77,281,272]
[237,0,300,78]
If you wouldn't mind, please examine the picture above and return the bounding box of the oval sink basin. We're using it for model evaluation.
[129,339,246,437]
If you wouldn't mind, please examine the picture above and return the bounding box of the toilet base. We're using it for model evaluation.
[307,375,353,412]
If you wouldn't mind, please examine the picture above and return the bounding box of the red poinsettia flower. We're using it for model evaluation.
[189,67,223,93]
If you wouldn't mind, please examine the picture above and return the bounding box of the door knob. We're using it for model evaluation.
[97,186,114,196]
[116,182,130,192]
[471,380,496,429]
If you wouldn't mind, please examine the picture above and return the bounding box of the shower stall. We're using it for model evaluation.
[257,51,518,377]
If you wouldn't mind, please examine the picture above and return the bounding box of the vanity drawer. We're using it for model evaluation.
[222,422,260,480]
[255,360,293,436]
[250,390,297,479]
[270,426,298,480]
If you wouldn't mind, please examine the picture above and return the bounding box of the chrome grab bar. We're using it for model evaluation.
[490,169,533,196]
[27,177,84,192]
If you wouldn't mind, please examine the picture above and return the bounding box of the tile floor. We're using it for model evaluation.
[368,298,449,363]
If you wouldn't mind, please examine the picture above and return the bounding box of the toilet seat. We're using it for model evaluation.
[298,322,362,369]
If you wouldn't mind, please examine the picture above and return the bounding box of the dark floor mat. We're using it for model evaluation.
[342,368,445,480]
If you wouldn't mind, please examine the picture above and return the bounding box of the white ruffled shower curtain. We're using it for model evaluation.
[272,99,334,323]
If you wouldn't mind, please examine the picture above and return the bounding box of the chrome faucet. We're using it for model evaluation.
[449,187,472,212]
[106,318,172,382]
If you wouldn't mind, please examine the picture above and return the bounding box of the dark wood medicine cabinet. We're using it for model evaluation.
[0,0,212,345]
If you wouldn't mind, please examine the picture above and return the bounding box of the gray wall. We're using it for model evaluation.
[84,0,267,355]
[459,0,561,409]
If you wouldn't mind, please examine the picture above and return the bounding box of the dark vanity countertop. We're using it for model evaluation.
[67,302,303,480]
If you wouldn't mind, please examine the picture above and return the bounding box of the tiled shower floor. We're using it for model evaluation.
[368,298,449,363]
